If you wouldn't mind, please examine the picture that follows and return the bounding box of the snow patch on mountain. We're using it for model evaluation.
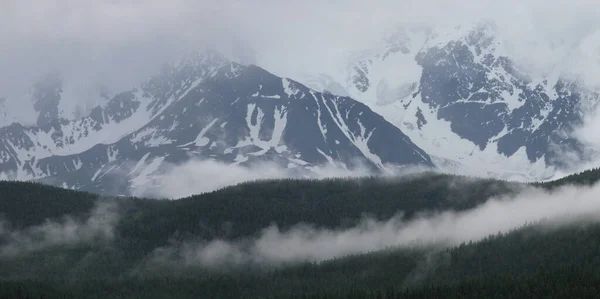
[0,50,433,196]
[305,21,599,181]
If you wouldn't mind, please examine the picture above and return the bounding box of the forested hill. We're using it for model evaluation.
[0,168,600,298]
[2,168,599,233]
[535,167,600,189]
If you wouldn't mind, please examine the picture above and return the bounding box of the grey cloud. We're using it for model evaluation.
[4,0,600,93]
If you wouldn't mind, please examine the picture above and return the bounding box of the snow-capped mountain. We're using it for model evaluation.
[304,22,600,181]
[0,51,432,196]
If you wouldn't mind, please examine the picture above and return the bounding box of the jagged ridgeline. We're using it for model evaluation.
[1,169,600,298]
[0,51,432,197]
[1,23,599,201]
[311,23,600,180]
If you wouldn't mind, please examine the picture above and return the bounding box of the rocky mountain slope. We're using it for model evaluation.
[0,51,432,196]
[305,22,600,181]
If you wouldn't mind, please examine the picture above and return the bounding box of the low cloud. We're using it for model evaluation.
[0,200,120,257]
[148,181,600,268]
[551,102,600,179]
[575,102,600,152]
[130,158,430,198]
[131,160,305,198]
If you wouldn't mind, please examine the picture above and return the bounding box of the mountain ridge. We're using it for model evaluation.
[0,51,432,196]
[303,21,600,181]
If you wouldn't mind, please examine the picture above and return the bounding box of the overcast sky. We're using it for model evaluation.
[2,0,600,108]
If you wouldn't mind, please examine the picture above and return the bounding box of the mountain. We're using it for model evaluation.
[0,51,432,196]
[304,22,600,181]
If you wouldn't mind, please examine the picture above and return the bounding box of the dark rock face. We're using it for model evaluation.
[347,24,599,167]
[352,61,371,93]
[0,52,432,196]
[415,30,597,163]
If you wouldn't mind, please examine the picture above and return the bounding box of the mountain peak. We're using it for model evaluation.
[176,49,230,70]
[303,21,599,181]
[0,52,432,196]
